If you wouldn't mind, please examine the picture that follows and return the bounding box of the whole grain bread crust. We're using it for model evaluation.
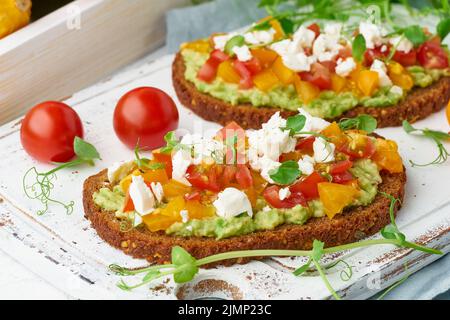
[173,52,450,130]
[83,168,406,266]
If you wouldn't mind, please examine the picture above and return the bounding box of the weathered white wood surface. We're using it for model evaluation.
[0,0,190,124]
[0,53,449,300]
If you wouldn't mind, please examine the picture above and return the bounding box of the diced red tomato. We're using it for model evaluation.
[290,172,327,201]
[299,63,332,90]
[364,46,389,66]
[307,23,321,38]
[337,47,353,59]
[263,185,307,209]
[243,57,263,75]
[222,165,237,186]
[197,50,230,82]
[330,160,353,174]
[233,60,254,89]
[123,192,135,212]
[296,136,316,152]
[184,190,201,201]
[235,165,253,189]
[393,49,417,67]
[321,60,337,73]
[417,40,449,69]
[332,171,354,184]
[339,136,376,159]
[186,165,221,192]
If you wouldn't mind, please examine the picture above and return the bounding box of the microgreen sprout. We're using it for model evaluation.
[23,137,101,215]
[269,160,302,185]
[402,120,450,167]
[339,115,378,133]
[109,193,441,299]
[134,144,165,170]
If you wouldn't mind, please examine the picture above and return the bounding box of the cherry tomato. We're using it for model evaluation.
[417,41,449,69]
[186,165,221,192]
[337,47,353,60]
[242,57,263,75]
[197,50,229,82]
[123,192,135,212]
[299,63,332,90]
[263,185,307,209]
[290,172,327,201]
[364,46,389,66]
[152,151,173,178]
[296,136,316,152]
[113,87,179,150]
[332,171,354,184]
[222,165,238,186]
[233,60,254,89]
[184,190,202,201]
[339,136,376,159]
[20,101,83,163]
[307,23,321,38]
[330,160,353,174]
[235,165,253,189]
[321,60,337,73]
[393,49,417,67]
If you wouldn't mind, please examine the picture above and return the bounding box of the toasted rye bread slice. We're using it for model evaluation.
[83,168,406,267]
[172,52,450,130]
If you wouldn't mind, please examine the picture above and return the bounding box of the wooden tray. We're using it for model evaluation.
[0,0,189,124]
[0,53,449,300]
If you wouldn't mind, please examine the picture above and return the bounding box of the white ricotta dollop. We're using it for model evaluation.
[128,175,156,215]
[298,155,316,176]
[370,59,392,87]
[335,57,357,77]
[313,137,336,163]
[213,188,253,218]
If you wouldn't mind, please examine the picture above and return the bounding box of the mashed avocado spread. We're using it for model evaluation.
[182,49,448,119]
[93,160,381,240]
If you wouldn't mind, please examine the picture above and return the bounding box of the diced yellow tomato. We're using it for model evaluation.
[253,69,280,91]
[119,170,141,193]
[163,179,192,198]
[143,214,177,232]
[349,62,363,82]
[141,168,169,185]
[447,100,450,125]
[371,138,404,173]
[251,48,278,68]
[270,19,285,40]
[318,182,360,219]
[321,122,348,149]
[272,56,295,85]
[331,74,347,93]
[387,61,405,75]
[390,73,414,91]
[160,196,185,219]
[181,39,211,53]
[217,60,241,84]
[294,76,320,104]
[251,171,268,194]
[357,70,379,96]
[185,200,216,220]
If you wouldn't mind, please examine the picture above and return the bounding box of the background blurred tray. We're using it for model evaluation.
[0,54,448,300]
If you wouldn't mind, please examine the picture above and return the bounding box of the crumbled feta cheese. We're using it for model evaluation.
[233,45,252,62]
[298,155,316,176]
[279,187,291,201]
[213,188,253,218]
[180,210,189,223]
[186,225,193,232]
[359,21,387,49]
[390,85,403,96]
[313,137,336,163]
[179,134,224,165]
[292,25,316,50]
[259,157,281,184]
[282,52,317,72]
[335,57,356,77]
[244,29,275,46]
[370,59,392,87]
[313,33,342,62]
[262,206,272,212]
[324,23,343,37]
[213,32,237,51]
[297,109,331,137]
[129,176,155,215]
[381,45,388,53]
[107,161,135,184]
[270,39,292,56]
[172,150,192,186]
[389,36,413,53]
[133,213,143,227]
[150,182,164,203]
[270,35,316,72]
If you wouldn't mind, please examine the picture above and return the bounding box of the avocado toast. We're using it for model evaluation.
[83,111,406,266]
[173,19,450,129]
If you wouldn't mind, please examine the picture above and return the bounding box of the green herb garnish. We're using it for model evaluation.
[269,161,301,185]
[284,114,307,136]
[224,35,246,55]
[339,115,378,133]
[160,131,181,154]
[437,17,450,40]
[352,34,366,62]
[402,120,450,167]
[134,144,165,170]
[403,25,427,46]
[23,137,101,215]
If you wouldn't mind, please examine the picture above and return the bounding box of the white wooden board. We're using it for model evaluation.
[0,54,449,300]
